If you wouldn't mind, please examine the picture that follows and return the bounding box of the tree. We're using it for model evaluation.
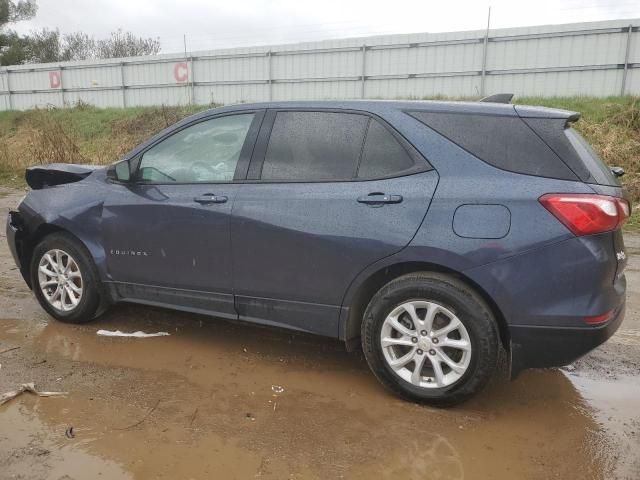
[96,29,160,58]
[23,28,97,63]
[61,31,95,61]
[4,27,161,65]
[0,30,27,65]
[0,0,36,26]
[0,0,37,65]
[0,0,161,65]
[24,28,60,63]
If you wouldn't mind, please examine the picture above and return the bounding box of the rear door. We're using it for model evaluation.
[230,109,438,336]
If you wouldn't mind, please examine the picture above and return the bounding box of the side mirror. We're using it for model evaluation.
[107,159,132,182]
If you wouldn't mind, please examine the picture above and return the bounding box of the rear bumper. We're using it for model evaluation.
[464,230,627,377]
[509,300,625,377]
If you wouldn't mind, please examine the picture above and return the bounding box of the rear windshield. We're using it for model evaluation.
[564,128,619,186]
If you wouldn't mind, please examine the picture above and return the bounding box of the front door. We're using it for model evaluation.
[102,111,261,319]
[231,110,438,336]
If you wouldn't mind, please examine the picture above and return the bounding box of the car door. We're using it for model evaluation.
[102,111,263,319]
[230,109,438,336]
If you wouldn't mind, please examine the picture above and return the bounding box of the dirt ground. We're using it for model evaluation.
[0,187,638,480]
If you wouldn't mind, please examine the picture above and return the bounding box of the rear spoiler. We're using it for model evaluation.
[479,93,514,104]
[479,93,580,123]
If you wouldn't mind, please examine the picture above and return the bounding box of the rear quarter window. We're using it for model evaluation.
[522,118,619,186]
[408,111,578,181]
[564,128,619,186]
[357,119,416,179]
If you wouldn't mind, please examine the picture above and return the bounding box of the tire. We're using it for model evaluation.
[361,272,499,407]
[30,232,105,324]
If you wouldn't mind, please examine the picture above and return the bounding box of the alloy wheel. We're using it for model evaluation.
[380,300,472,389]
[37,249,84,312]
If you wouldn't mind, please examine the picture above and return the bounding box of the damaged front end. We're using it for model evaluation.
[25,163,101,190]
[7,163,103,287]
[6,210,27,282]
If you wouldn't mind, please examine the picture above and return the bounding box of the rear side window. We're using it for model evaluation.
[522,118,619,186]
[564,128,619,186]
[261,111,368,181]
[357,119,415,179]
[409,111,578,181]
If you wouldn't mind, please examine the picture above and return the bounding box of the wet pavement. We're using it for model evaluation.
[0,187,638,480]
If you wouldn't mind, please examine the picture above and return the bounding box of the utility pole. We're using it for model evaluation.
[183,34,193,105]
[621,24,632,96]
[480,6,491,97]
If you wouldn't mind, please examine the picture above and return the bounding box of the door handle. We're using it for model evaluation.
[194,194,228,204]
[357,193,403,206]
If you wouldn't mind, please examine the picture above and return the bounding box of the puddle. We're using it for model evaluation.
[1,311,613,479]
[0,399,131,479]
[567,373,640,479]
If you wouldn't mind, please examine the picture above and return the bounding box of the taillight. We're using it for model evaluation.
[584,310,613,325]
[539,194,630,236]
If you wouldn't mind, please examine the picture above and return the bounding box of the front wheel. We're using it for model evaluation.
[30,232,105,323]
[361,272,499,406]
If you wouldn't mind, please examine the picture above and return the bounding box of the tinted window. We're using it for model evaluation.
[139,114,254,183]
[522,117,592,181]
[565,128,619,186]
[357,119,415,178]
[521,119,618,186]
[409,111,578,181]
[261,111,368,181]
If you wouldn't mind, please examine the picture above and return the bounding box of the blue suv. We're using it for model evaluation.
[6,98,629,405]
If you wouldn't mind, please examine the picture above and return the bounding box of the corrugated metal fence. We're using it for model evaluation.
[1,18,639,110]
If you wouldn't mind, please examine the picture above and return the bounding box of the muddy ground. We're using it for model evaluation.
[0,187,638,480]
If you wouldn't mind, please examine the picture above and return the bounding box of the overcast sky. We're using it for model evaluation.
[11,0,640,53]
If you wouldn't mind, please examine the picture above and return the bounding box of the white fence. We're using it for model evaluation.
[0,18,639,110]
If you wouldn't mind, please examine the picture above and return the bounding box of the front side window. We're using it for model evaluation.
[138,114,255,183]
[261,111,369,181]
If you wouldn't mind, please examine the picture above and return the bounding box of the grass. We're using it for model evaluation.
[0,103,210,188]
[626,207,640,233]
[0,96,638,231]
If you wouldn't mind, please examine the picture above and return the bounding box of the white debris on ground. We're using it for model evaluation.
[96,330,170,338]
[0,382,67,406]
[271,385,285,394]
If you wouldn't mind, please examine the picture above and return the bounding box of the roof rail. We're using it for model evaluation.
[479,93,514,104]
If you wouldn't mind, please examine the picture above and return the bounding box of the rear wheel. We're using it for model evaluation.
[30,233,104,323]
[361,272,499,406]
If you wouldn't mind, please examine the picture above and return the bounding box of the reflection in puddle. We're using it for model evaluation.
[354,436,464,480]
